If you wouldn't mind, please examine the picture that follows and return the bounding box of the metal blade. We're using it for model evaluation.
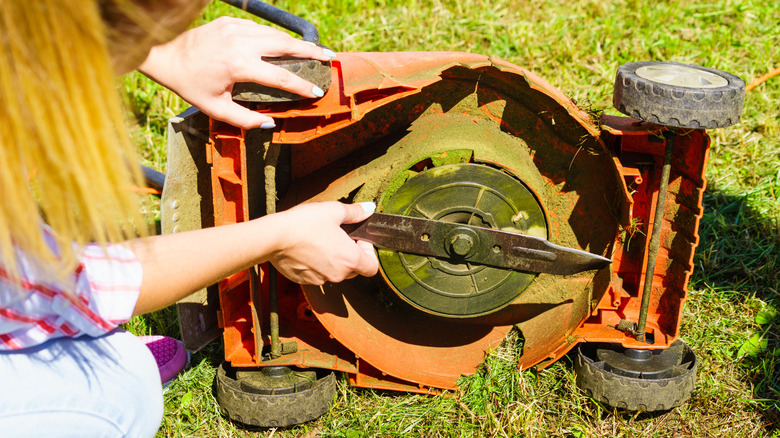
[343,213,611,276]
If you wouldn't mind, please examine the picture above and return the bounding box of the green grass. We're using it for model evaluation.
[125,0,780,436]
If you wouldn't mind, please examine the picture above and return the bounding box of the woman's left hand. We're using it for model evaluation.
[138,16,335,129]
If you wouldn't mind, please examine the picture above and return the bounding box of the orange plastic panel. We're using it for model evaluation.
[206,52,708,392]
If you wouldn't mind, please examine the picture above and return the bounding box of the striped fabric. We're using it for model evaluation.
[0,234,142,350]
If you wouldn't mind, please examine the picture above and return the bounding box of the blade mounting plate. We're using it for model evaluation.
[376,162,548,318]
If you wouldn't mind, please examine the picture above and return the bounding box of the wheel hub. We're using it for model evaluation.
[378,162,547,318]
[236,366,317,395]
[635,64,728,88]
[596,342,688,379]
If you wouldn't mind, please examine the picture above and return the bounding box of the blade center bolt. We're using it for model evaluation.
[450,234,474,257]
[445,227,480,259]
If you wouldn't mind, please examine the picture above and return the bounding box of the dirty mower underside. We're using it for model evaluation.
[163,52,708,395]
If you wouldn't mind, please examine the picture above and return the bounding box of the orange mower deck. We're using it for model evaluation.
[163,52,709,395]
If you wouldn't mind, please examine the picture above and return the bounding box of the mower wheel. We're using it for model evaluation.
[574,340,697,412]
[213,362,336,427]
[613,61,744,129]
[232,57,332,102]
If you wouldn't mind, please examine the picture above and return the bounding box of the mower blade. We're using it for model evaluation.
[344,213,611,276]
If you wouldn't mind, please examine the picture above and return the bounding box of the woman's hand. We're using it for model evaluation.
[266,202,379,285]
[138,16,335,129]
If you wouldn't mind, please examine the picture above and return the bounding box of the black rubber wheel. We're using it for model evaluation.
[213,362,336,427]
[232,57,332,102]
[613,61,745,129]
[574,340,697,412]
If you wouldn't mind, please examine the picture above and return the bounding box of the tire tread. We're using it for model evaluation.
[574,341,697,412]
[612,61,744,129]
[214,362,336,427]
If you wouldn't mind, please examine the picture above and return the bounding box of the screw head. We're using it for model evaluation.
[449,234,474,257]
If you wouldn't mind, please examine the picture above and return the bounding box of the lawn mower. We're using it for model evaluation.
[159,0,745,427]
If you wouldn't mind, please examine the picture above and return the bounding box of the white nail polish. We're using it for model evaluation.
[358,202,376,214]
[260,122,276,129]
[312,86,325,97]
[323,48,337,58]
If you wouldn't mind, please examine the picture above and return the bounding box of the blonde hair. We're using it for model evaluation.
[0,0,179,279]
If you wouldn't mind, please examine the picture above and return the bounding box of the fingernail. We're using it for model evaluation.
[260,122,276,129]
[312,85,325,98]
[358,202,376,214]
[322,48,337,58]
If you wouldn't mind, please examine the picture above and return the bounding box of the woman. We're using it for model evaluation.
[0,1,377,436]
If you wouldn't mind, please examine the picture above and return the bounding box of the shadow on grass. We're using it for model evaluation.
[692,189,780,431]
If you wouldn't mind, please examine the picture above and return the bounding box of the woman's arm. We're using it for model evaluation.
[128,202,378,315]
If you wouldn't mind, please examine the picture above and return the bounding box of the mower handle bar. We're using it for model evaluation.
[219,0,321,45]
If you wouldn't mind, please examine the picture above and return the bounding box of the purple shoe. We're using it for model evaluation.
[139,336,190,386]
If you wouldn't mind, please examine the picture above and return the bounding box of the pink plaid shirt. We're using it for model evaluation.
[0,232,142,350]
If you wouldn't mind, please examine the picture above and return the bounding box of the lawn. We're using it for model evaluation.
[124,0,780,436]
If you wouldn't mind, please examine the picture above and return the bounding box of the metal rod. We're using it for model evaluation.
[636,130,676,342]
[268,265,281,358]
[264,142,283,358]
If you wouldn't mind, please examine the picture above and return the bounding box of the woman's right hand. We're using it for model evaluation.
[265,202,379,285]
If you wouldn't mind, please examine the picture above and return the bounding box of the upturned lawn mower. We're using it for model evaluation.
[160,0,745,427]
